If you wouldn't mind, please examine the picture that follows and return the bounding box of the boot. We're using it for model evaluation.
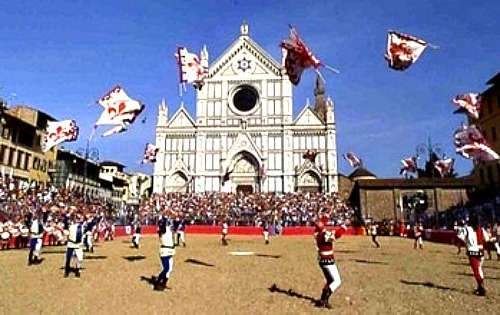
[474,284,486,296]
[28,251,34,266]
[64,265,71,278]
[317,287,333,309]
[75,268,81,278]
[153,277,165,291]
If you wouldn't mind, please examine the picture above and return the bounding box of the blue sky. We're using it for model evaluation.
[0,0,499,177]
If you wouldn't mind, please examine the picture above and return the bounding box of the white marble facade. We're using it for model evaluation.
[153,22,338,194]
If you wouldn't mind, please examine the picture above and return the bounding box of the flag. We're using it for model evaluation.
[280,26,321,85]
[302,149,318,161]
[456,143,499,162]
[343,152,362,168]
[142,143,160,163]
[176,47,208,90]
[454,124,499,162]
[400,157,417,175]
[101,124,127,137]
[43,119,79,152]
[95,86,144,137]
[385,30,428,71]
[222,166,234,184]
[259,164,267,182]
[434,158,454,178]
[451,93,481,119]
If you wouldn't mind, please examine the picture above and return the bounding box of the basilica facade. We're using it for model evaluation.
[153,22,339,194]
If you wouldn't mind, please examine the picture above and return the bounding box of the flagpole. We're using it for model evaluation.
[76,128,100,202]
[415,137,444,228]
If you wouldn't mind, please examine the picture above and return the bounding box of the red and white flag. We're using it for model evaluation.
[101,124,127,137]
[400,157,417,175]
[176,47,208,91]
[280,26,322,85]
[343,152,362,168]
[142,143,160,163]
[454,124,499,162]
[259,164,267,182]
[434,158,454,178]
[385,30,428,71]
[95,86,144,137]
[451,93,481,119]
[43,120,79,152]
[222,165,234,184]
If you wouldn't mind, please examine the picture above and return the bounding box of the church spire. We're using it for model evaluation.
[240,20,249,37]
[314,74,325,95]
[314,74,326,120]
[157,99,168,126]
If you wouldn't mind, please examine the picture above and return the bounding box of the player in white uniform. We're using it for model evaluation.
[153,217,175,291]
[64,214,85,278]
[28,214,45,265]
[221,221,229,246]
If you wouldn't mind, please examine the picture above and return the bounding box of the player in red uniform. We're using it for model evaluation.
[414,222,424,249]
[457,213,490,296]
[314,220,348,309]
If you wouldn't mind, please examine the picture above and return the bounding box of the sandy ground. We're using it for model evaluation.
[1,234,499,315]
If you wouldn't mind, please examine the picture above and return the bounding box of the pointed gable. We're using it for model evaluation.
[294,105,324,126]
[208,24,282,79]
[167,153,191,178]
[167,105,195,128]
[226,132,263,162]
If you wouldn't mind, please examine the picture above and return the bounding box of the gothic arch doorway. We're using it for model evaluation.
[167,171,188,193]
[229,151,259,193]
[297,171,322,193]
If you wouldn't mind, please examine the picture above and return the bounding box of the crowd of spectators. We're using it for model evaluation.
[120,191,357,228]
[3,173,499,233]
[0,177,116,250]
[0,177,112,223]
[1,174,357,232]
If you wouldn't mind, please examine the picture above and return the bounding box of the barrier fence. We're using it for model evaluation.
[114,225,357,237]
[113,225,457,244]
[1,226,459,249]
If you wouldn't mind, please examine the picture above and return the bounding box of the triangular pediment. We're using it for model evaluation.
[294,106,324,126]
[209,35,282,79]
[169,155,190,176]
[296,159,322,177]
[167,106,195,128]
[225,133,263,170]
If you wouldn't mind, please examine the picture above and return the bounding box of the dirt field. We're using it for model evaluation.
[1,234,499,315]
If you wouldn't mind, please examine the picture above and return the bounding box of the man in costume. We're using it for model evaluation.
[457,213,490,296]
[369,223,381,248]
[84,214,96,253]
[173,215,187,247]
[221,220,229,246]
[414,222,424,249]
[27,212,45,265]
[153,216,175,291]
[314,220,347,309]
[262,220,270,245]
[64,213,84,278]
[131,219,142,249]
